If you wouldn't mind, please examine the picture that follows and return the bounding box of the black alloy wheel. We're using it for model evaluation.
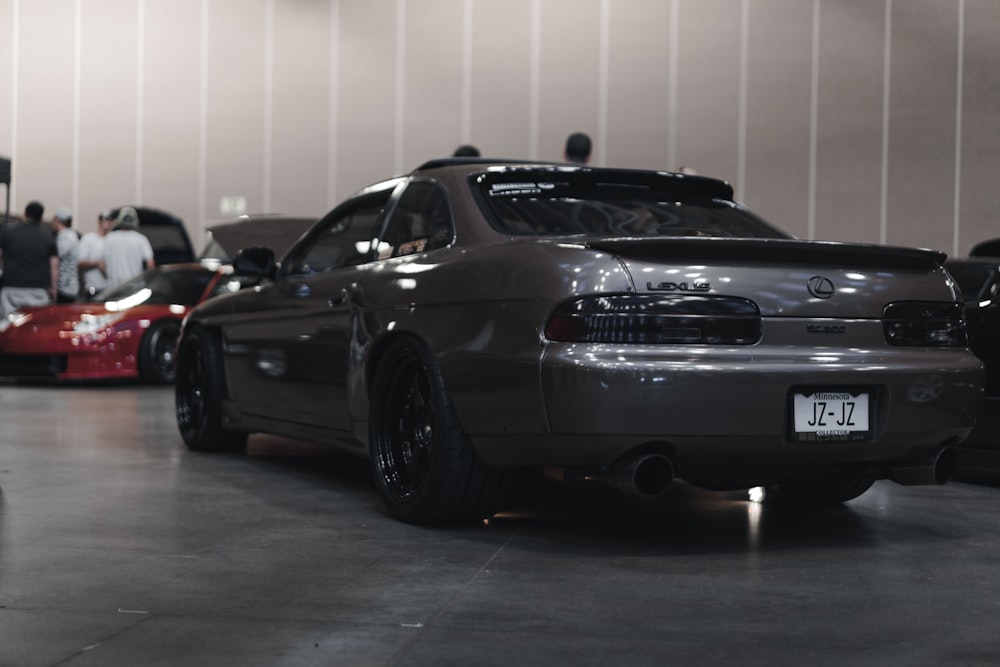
[379,351,436,504]
[369,338,508,524]
[138,319,181,384]
[175,327,247,452]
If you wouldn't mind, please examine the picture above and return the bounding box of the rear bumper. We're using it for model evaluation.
[468,343,983,487]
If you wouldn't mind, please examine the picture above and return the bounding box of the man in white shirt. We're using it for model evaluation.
[103,207,154,287]
[77,210,115,298]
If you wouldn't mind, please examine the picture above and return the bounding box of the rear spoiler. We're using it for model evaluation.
[581,237,946,271]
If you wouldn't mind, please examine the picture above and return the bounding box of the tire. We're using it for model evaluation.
[766,477,875,506]
[369,337,509,524]
[174,326,248,453]
[138,319,182,384]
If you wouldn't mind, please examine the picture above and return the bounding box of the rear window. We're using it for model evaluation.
[474,171,789,239]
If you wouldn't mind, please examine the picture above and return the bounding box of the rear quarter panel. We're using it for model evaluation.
[356,241,630,435]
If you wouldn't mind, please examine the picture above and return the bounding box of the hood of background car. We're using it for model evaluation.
[0,302,183,336]
[201,215,316,262]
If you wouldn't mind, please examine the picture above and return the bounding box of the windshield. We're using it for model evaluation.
[475,170,790,239]
[95,268,215,306]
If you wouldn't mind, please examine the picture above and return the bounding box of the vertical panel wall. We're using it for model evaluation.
[142,0,203,239]
[270,0,331,218]
[0,0,998,256]
[885,0,959,253]
[78,0,139,232]
[604,0,672,171]
[813,0,886,244]
[335,0,397,200]
[14,0,75,216]
[468,0,534,159]
[743,0,813,236]
[673,0,742,184]
[204,0,267,227]
[401,0,464,169]
[537,0,602,163]
[0,0,14,192]
[958,0,1000,255]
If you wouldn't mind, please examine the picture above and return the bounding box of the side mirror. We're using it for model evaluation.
[233,246,277,279]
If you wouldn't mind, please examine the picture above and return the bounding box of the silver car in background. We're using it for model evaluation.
[175,160,984,523]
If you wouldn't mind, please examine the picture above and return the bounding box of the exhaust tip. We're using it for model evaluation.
[605,452,674,498]
[889,447,956,486]
[633,455,674,496]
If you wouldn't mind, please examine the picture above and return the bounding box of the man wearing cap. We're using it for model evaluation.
[103,206,154,287]
[77,210,114,298]
[0,200,59,317]
[52,207,80,303]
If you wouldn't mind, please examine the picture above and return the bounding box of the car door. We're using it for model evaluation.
[223,186,397,432]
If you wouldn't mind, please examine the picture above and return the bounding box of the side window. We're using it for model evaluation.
[378,180,454,259]
[284,192,390,276]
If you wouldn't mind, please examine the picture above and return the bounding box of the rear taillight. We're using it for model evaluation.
[545,294,762,345]
[883,301,967,347]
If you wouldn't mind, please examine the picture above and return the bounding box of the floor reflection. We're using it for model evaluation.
[230,438,884,556]
[485,475,881,556]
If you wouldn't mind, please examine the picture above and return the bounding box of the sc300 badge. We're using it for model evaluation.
[806,324,847,334]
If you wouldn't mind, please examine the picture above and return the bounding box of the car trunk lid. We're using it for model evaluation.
[581,237,954,318]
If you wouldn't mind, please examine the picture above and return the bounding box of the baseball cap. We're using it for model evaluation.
[114,206,139,229]
[54,207,72,222]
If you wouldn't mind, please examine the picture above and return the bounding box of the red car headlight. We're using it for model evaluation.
[545,294,762,345]
[883,301,967,347]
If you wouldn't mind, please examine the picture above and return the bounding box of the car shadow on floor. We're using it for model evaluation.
[200,434,973,557]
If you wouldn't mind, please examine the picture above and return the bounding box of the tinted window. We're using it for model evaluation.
[285,192,391,276]
[378,180,454,258]
[96,269,215,306]
[476,171,789,239]
[946,262,998,303]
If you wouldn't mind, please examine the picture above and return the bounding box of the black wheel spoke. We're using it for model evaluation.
[370,338,507,523]
[174,328,247,453]
[378,355,439,502]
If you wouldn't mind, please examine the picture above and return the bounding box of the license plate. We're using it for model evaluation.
[791,390,871,442]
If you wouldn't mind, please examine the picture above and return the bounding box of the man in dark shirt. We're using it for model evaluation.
[0,201,59,317]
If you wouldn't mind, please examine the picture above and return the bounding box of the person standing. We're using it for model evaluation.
[52,207,80,303]
[77,209,114,298]
[103,206,154,286]
[452,144,480,157]
[0,201,59,317]
[564,132,592,164]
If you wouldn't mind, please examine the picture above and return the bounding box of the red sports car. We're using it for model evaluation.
[0,263,251,383]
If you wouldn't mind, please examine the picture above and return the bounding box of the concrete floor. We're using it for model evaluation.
[2,383,1000,667]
